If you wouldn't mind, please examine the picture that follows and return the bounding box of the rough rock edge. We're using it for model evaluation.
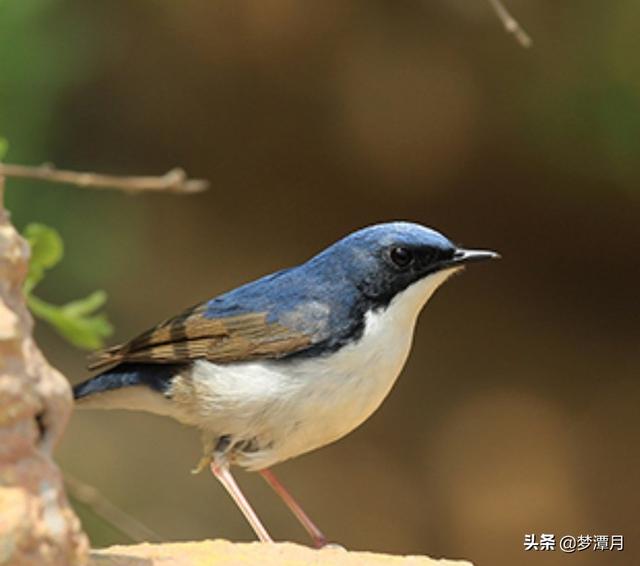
[0,176,88,566]
[90,540,474,566]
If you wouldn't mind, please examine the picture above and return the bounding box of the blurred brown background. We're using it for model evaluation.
[2,1,638,565]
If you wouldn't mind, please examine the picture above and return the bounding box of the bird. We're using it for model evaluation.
[73,221,498,547]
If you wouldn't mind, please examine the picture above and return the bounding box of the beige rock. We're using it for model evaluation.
[90,540,473,566]
[0,177,88,566]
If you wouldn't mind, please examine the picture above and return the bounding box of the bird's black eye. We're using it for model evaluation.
[389,246,413,269]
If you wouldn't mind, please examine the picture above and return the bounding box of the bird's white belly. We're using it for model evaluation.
[278,312,415,454]
[175,271,453,470]
[183,310,412,470]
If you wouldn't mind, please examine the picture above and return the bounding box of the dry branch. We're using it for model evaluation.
[0,163,209,194]
[488,0,532,48]
[65,473,161,543]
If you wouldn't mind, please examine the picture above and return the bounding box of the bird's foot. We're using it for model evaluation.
[190,453,212,475]
[191,432,216,474]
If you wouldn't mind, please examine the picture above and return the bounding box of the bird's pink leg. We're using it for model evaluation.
[210,461,273,543]
[259,468,327,548]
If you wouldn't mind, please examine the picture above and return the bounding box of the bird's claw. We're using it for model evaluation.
[190,453,213,475]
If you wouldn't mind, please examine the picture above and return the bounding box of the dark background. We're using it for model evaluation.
[2,1,638,565]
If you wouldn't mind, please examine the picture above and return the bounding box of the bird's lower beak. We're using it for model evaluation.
[438,248,500,270]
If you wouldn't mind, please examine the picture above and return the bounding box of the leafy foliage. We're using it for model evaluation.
[23,223,63,294]
[23,223,113,350]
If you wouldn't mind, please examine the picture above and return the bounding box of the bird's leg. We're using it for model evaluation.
[259,468,327,548]
[191,432,215,474]
[210,459,273,543]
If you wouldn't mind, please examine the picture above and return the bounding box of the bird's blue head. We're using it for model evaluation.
[308,222,497,308]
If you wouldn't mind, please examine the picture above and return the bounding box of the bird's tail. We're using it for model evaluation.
[73,363,183,414]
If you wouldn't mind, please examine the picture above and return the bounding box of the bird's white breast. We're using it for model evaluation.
[171,268,457,470]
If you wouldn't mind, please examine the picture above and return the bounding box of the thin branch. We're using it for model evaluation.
[487,0,532,48]
[0,163,209,194]
[64,472,162,543]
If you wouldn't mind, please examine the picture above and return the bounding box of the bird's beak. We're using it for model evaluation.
[438,248,500,270]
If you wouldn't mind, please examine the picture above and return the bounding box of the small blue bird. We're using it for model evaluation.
[73,221,497,546]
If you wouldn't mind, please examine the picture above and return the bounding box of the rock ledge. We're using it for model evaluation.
[90,540,473,566]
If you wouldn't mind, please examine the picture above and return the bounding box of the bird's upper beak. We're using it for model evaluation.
[437,248,500,270]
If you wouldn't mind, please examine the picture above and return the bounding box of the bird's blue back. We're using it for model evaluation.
[202,222,454,353]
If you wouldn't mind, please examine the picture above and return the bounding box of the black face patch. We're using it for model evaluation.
[357,243,457,309]
[281,241,457,360]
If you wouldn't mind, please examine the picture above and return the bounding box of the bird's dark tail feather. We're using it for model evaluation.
[73,363,185,402]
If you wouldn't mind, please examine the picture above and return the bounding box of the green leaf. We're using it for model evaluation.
[23,223,64,294]
[27,292,114,350]
[22,222,114,350]
[63,289,108,317]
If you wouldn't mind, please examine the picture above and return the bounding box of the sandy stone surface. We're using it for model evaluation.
[0,177,88,565]
[90,540,473,566]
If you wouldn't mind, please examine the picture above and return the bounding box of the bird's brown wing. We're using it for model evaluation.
[87,302,312,372]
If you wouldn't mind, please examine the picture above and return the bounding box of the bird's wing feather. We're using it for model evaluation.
[87,301,313,371]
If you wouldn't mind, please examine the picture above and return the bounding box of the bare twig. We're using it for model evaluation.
[64,472,162,543]
[487,0,532,48]
[0,163,209,194]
